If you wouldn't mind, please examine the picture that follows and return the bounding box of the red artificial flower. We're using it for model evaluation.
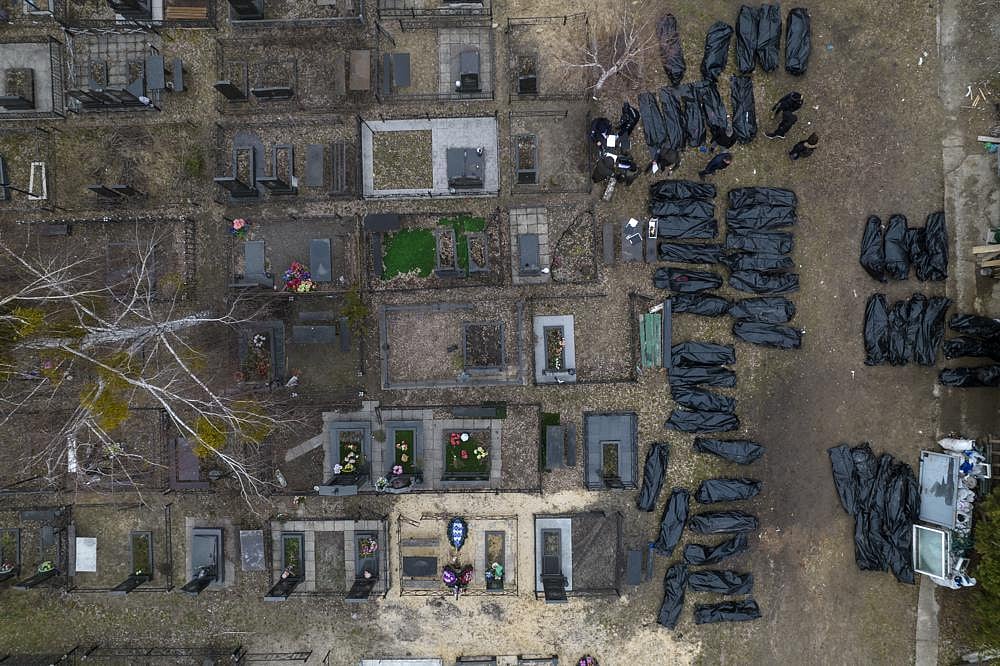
[460,450,468,459]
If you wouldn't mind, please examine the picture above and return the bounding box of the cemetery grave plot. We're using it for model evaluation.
[376,24,494,100]
[0,413,73,493]
[68,503,172,591]
[25,219,190,301]
[362,117,500,197]
[533,512,623,600]
[0,38,64,119]
[0,127,55,209]
[270,407,330,491]
[63,30,168,112]
[0,409,166,495]
[372,130,432,190]
[235,0,361,23]
[380,299,526,388]
[216,36,370,111]
[377,0,492,18]
[374,27,438,99]
[509,108,591,194]
[56,0,213,25]
[266,518,388,598]
[231,215,359,293]
[374,212,501,288]
[0,506,71,587]
[215,118,357,201]
[544,205,598,284]
[54,124,209,210]
[506,14,590,100]
[282,300,366,402]
[68,407,167,492]
[398,514,518,595]
[532,295,632,382]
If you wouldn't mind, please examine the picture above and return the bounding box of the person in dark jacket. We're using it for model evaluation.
[789,133,819,160]
[772,91,803,115]
[765,110,798,139]
[698,152,732,180]
[711,128,737,149]
[645,147,680,175]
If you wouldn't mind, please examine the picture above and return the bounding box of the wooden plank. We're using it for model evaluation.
[662,300,672,370]
[976,136,1000,143]
[979,259,1000,267]
[972,245,1000,255]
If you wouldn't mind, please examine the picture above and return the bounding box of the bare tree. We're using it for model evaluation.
[0,227,296,505]
[559,2,656,99]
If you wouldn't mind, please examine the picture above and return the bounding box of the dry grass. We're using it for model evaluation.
[372,130,433,190]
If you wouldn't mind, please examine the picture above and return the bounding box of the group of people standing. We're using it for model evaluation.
[698,90,820,181]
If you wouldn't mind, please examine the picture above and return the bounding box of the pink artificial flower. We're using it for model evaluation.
[392,465,403,475]
[460,450,468,459]
[232,218,246,230]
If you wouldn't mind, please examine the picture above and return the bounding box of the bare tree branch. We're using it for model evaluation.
[557,1,656,98]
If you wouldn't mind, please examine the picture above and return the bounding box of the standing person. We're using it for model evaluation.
[789,133,819,160]
[772,91,803,115]
[698,152,732,181]
[765,110,798,139]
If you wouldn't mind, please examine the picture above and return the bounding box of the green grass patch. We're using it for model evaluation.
[382,215,486,279]
[444,430,491,476]
[382,229,435,278]
[441,215,486,271]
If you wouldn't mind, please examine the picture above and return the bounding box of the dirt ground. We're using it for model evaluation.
[1,0,996,663]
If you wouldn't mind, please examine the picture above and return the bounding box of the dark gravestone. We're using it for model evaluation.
[402,556,437,577]
[391,53,411,88]
[518,233,541,275]
[305,144,324,187]
[339,317,351,352]
[292,326,338,344]
[299,310,337,321]
[182,528,221,595]
[451,406,498,418]
[251,86,294,101]
[88,185,122,198]
[144,55,166,90]
[364,213,401,233]
[110,184,142,196]
[234,240,273,289]
[626,549,642,585]
[0,155,9,201]
[214,80,245,101]
[545,426,565,469]
[380,54,392,97]
[447,148,485,189]
[229,0,263,19]
[310,239,332,283]
[371,232,384,279]
[456,49,481,92]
